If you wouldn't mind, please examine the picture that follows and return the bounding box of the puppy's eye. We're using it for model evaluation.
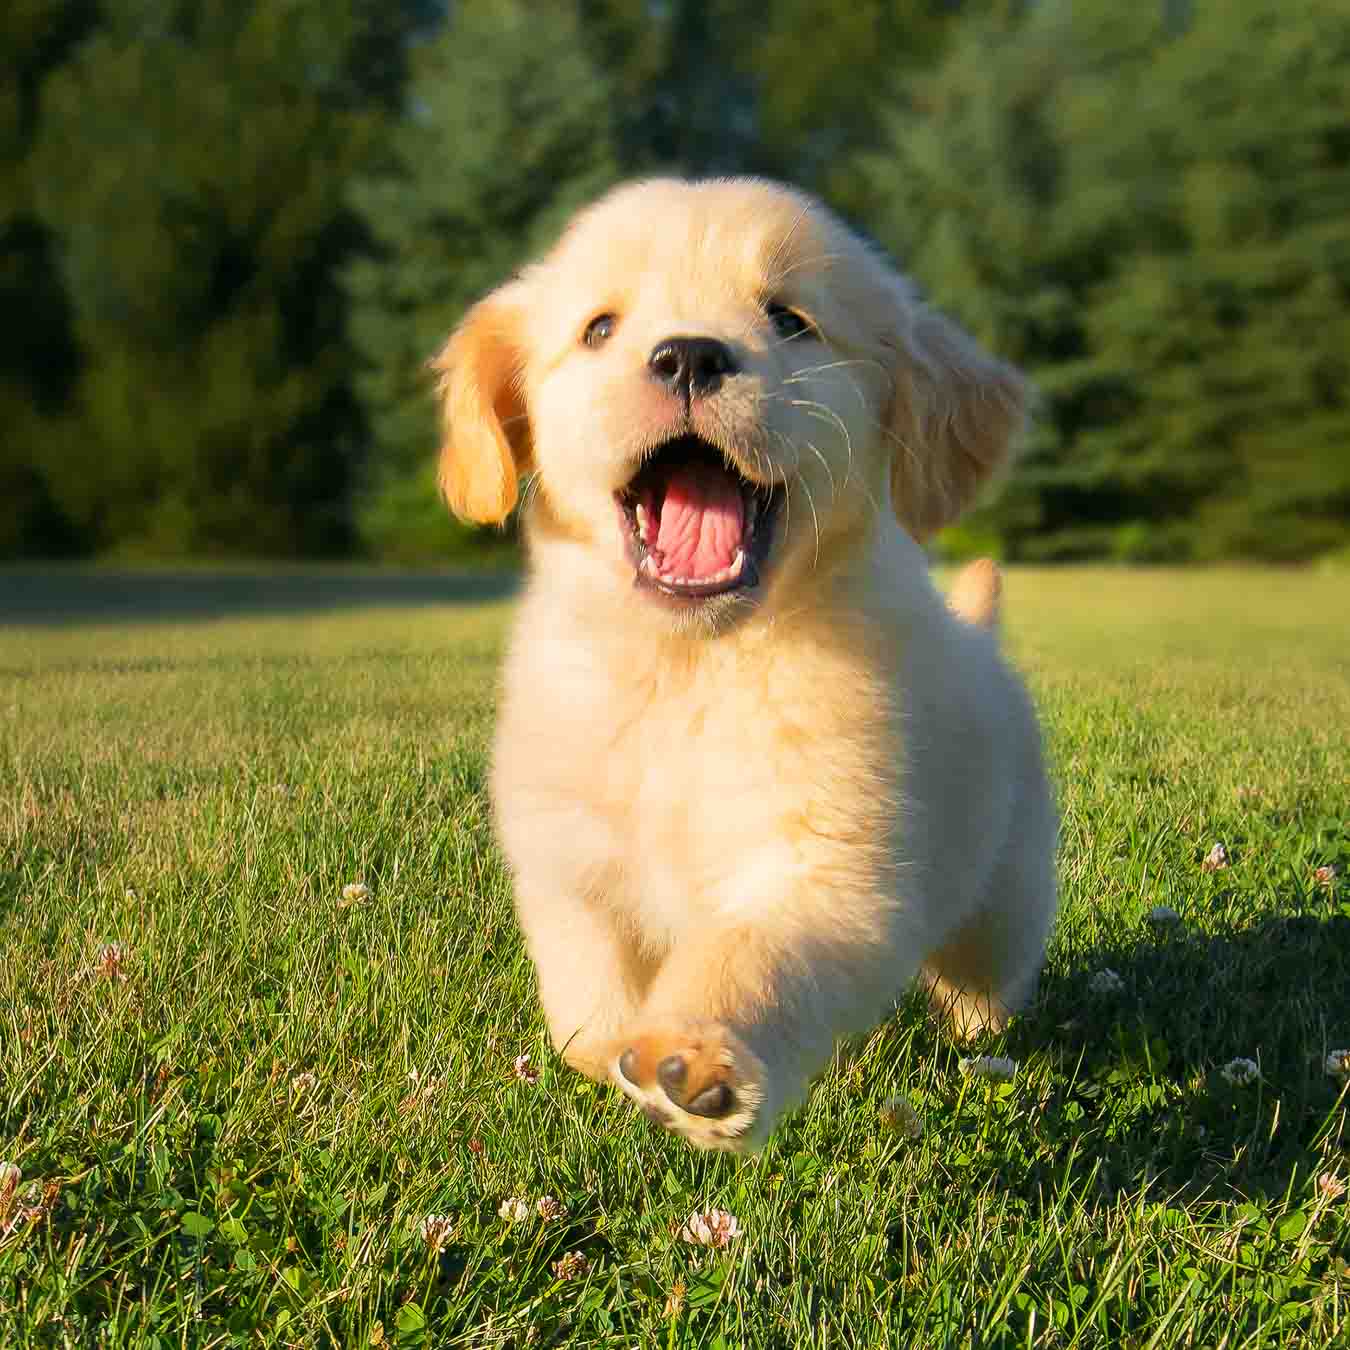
[767,301,814,341]
[583,313,617,348]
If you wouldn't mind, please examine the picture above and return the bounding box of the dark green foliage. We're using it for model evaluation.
[576,0,761,175]
[22,0,428,558]
[3,0,1346,561]
[345,0,620,562]
[869,0,1350,562]
[0,0,98,557]
[576,2,965,210]
[730,1,965,218]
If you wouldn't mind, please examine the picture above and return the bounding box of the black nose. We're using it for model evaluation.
[647,337,737,403]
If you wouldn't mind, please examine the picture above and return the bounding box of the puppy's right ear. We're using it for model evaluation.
[430,282,531,524]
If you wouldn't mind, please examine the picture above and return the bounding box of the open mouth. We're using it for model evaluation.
[616,436,782,599]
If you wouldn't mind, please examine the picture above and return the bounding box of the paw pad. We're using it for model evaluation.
[618,1043,738,1119]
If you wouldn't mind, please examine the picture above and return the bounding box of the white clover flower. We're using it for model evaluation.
[1325,1050,1350,1079]
[290,1071,318,1096]
[663,1279,687,1318]
[418,1214,454,1253]
[678,1208,741,1248]
[1146,905,1181,927]
[959,1055,1017,1082]
[407,1068,439,1093]
[1317,1172,1346,1200]
[1220,1057,1260,1086]
[93,942,129,982]
[497,1196,530,1223]
[1201,842,1230,872]
[879,1095,924,1140]
[551,1250,590,1280]
[1314,864,1340,890]
[535,1195,566,1223]
[0,1163,24,1238]
[340,881,370,906]
[511,1053,540,1085]
[1088,968,1125,996]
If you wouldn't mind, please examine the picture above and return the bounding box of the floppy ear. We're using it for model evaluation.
[430,283,531,525]
[885,300,1027,541]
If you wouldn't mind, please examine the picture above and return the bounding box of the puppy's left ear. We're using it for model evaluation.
[430,281,532,525]
[884,294,1027,541]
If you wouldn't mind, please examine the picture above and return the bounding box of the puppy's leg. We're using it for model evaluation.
[610,899,906,1151]
[920,919,1017,1041]
[921,796,1057,1040]
[514,881,654,1082]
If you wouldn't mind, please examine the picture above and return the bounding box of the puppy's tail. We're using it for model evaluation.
[947,558,1002,631]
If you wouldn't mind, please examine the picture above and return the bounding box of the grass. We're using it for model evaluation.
[2,566,1348,1348]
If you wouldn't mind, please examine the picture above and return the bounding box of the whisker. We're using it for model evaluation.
[774,449,792,544]
[804,440,837,503]
[783,363,884,418]
[783,357,888,381]
[729,241,850,346]
[788,399,856,496]
[768,249,848,286]
[802,406,884,515]
[767,327,821,352]
[799,477,822,572]
[761,204,814,295]
[519,470,543,515]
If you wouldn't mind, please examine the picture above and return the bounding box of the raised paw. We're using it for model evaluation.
[611,1020,770,1151]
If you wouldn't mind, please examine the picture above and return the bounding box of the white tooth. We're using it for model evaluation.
[635,503,648,533]
[730,549,744,577]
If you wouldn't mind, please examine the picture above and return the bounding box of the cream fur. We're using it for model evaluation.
[434,178,1057,1151]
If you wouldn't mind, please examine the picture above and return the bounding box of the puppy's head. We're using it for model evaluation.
[434,178,1025,625]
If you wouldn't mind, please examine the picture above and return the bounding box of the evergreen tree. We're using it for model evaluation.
[0,0,98,556]
[28,0,427,557]
[737,0,966,218]
[345,0,620,561]
[577,1,965,209]
[576,0,759,176]
[867,0,1350,561]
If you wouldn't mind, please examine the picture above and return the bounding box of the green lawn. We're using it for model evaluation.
[2,567,1348,1348]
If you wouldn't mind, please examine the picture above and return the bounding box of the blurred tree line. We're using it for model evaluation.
[3,0,1347,563]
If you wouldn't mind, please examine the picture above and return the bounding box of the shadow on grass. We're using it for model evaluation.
[0,567,521,627]
[1008,903,1350,1207]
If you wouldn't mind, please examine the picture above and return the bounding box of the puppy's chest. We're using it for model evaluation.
[501,637,891,940]
[599,683,786,906]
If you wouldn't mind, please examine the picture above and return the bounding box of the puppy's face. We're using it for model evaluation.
[434,179,1025,626]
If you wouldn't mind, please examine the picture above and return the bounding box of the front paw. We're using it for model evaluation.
[611,1020,772,1151]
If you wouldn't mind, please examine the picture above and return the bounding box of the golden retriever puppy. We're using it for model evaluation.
[434,178,1057,1151]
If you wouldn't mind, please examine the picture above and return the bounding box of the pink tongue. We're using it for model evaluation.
[654,461,745,579]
